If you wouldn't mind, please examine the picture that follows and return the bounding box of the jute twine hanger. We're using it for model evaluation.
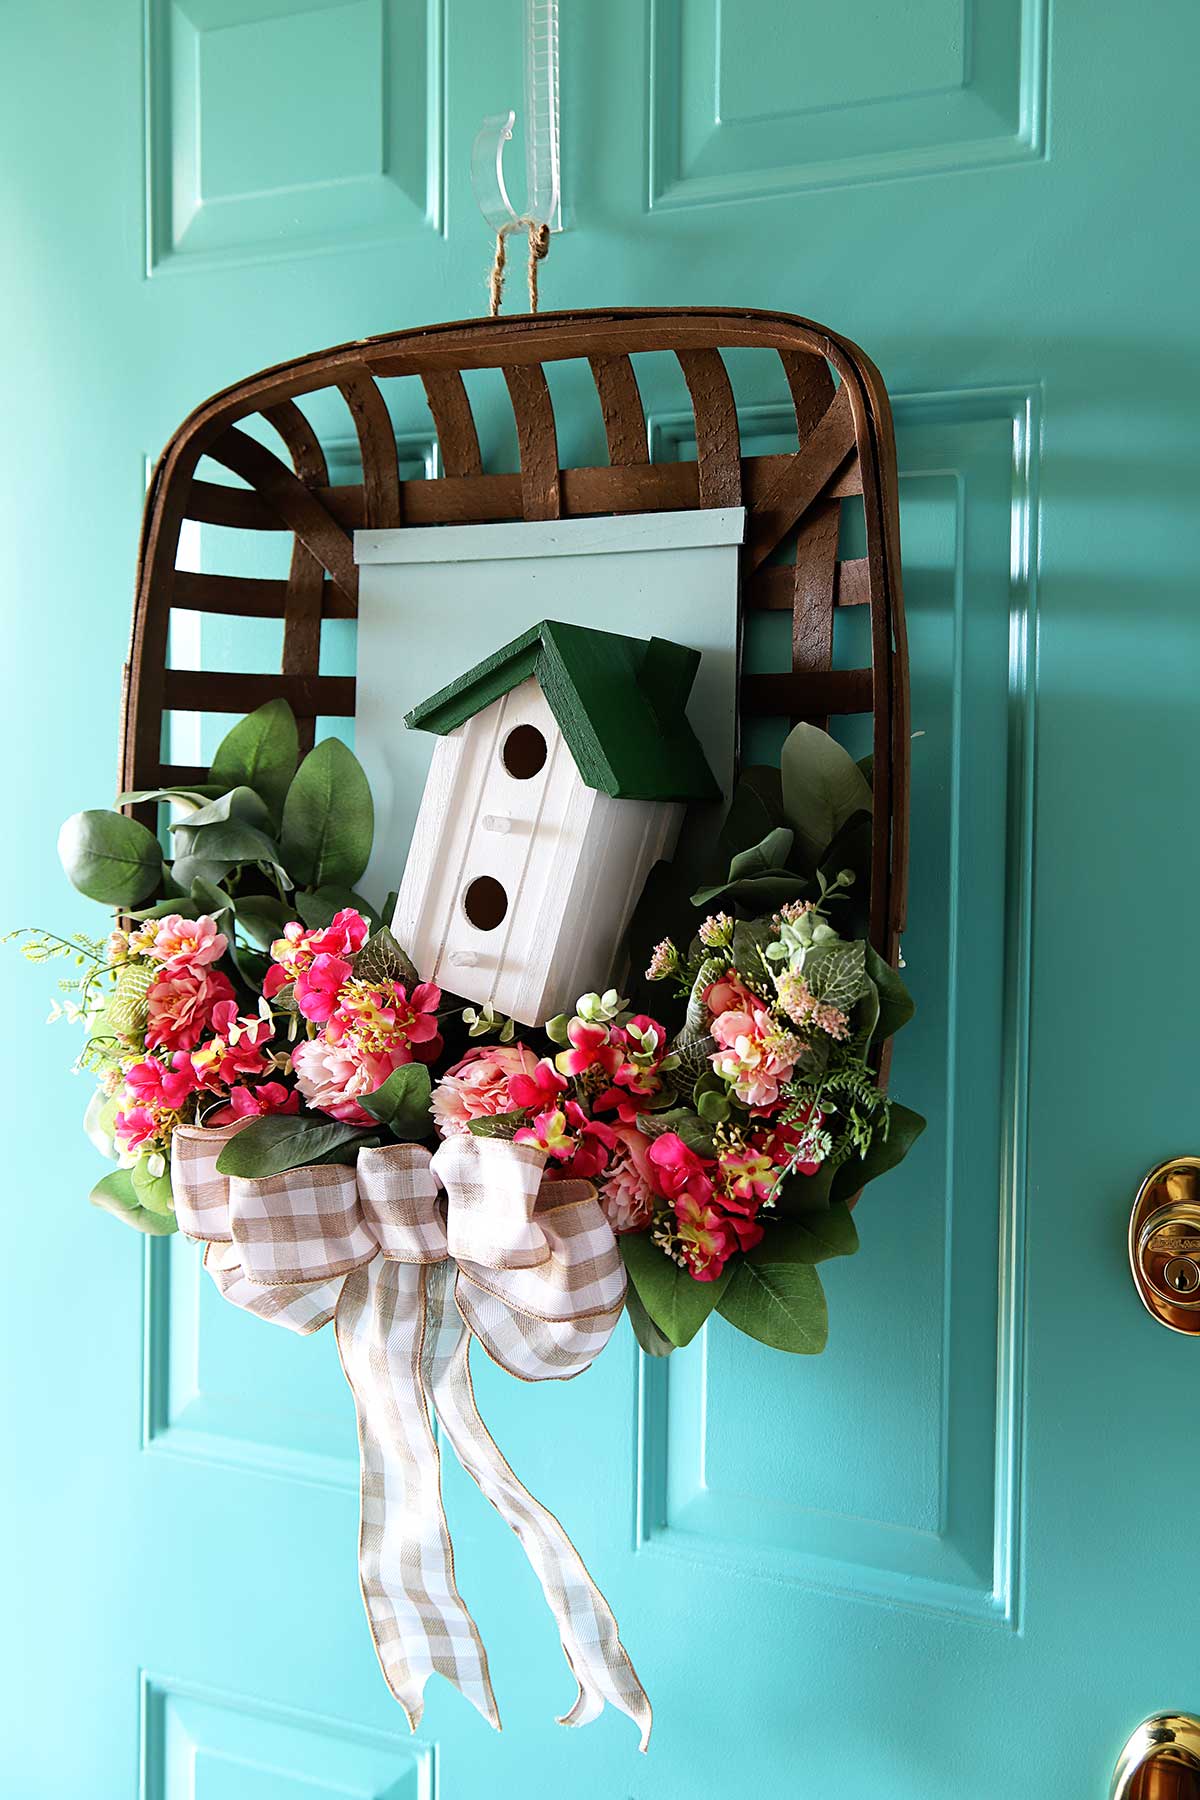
[488,218,551,315]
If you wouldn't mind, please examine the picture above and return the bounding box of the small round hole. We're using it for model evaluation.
[502,723,548,780]
[462,875,509,932]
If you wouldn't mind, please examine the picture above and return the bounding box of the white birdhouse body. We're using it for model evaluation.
[393,675,684,1025]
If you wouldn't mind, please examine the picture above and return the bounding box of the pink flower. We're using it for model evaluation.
[150,913,227,973]
[292,1036,394,1125]
[123,1053,198,1113]
[325,980,443,1064]
[294,952,353,1023]
[597,1124,657,1233]
[703,971,762,1018]
[113,1104,159,1154]
[431,1043,540,1135]
[554,1017,622,1081]
[190,1000,273,1088]
[596,1014,672,1120]
[265,910,370,998]
[709,1006,803,1110]
[146,967,235,1053]
[647,1132,716,1205]
[675,1192,764,1280]
[508,1056,568,1112]
[554,1103,618,1180]
[206,1081,300,1127]
[515,1107,578,1160]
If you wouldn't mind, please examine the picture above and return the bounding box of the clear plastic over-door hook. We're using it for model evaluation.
[470,0,561,235]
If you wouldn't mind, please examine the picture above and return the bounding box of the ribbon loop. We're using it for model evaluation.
[169,1126,651,1747]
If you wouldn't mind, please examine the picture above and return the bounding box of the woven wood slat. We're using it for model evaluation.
[588,354,648,465]
[420,370,483,477]
[338,374,403,528]
[746,384,856,573]
[171,571,355,621]
[503,363,561,519]
[676,348,741,508]
[124,308,909,964]
[741,669,873,716]
[205,427,357,602]
[184,453,865,533]
[162,669,355,717]
[747,558,869,611]
[789,498,841,728]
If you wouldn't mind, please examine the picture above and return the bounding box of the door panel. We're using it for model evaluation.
[4,1,1197,1796]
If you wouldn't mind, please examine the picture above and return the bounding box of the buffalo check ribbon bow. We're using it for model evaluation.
[170,1124,652,1750]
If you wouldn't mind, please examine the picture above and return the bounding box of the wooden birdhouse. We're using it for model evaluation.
[391,620,719,1026]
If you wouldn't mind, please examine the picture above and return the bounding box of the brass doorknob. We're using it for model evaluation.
[1129,1158,1200,1334]
[1112,1714,1200,1798]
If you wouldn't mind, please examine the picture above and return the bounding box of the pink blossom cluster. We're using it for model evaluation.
[271,910,444,1125]
[111,914,296,1157]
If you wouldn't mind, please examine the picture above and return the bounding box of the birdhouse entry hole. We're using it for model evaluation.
[501,723,548,779]
[462,875,509,931]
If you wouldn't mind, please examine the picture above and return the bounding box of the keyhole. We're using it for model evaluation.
[1163,1256,1200,1294]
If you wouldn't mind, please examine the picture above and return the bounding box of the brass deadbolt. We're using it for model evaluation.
[1130,1158,1200,1334]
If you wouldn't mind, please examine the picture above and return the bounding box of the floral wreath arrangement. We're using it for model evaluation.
[16,692,922,1746]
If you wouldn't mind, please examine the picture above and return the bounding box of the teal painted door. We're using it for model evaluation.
[4,3,1197,1796]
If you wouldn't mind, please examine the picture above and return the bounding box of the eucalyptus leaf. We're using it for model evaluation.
[620,1232,732,1347]
[751,1203,859,1266]
[624,1283,675,1357]
[830,1102,926,1203]
[780,723,874,869]
[58,809,163,906]
[864,945,916,1042]
[690,826,802,909]
[233,895,290,949]
[131,1154,175,1217]
[116,786,225,808]
[127,897,201,923]
[717,1259,828,1353]
[215,1114,370,1179]
[173,819,283,867]
[281,737,374,890]
[89,1168,177,1236]
[84,1087,120,1160]
[359,1063,432,1140]
[170,855,233,892]
[168,785,272,834]
[209,699,299,825]
[717,765,786,867]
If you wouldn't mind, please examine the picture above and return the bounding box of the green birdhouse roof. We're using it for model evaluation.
[404,619,720,803]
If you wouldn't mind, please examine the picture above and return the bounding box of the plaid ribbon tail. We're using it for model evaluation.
[336,1255,501,1733]
[424,1263,653,1752]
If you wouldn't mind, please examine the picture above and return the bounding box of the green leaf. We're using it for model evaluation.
[116,785,226,809]
[804,939,869,1011]
[359,1063,432,1140]
[89,1168,177,1236]
[131,1154,175,1216]
[84,1087,120,1160]
[280,737,374,890]
[696,1086,731,1125]
[215,1114,370,1178]
[173,819,283,867]
[690,826,803,909]
[864,945,916,1042]
[208,699,299,825]
[58,809,163,906]
[352,925,418,988]
[466,1109,528,1140]
[718,1259,828,1353]
[717,765,786,867]
[170,854,233,892]
[751,1202,859,1266]
[127,896,201,923]
[295,886,381,933]
[107,961,154,1038]
[831,1102,926,1203]
[620,1231,732,1347]
[780,723,874,868]
[624,1284,675,1357]
[634,1106,716,1157]
[233,895,290,949]
[168,785,272,834]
